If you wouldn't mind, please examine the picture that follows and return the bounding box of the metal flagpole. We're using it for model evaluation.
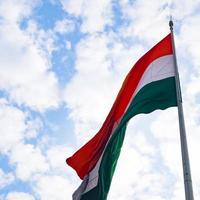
[169,18,194,200]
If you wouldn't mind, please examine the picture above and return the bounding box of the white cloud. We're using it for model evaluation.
[0,99,27,153]
[0,1,61,112]
[0,99,77,197]
[30,145,80,199]
[109,139,153,200]
[46,145,74,174]
[54,19,75,34]
[179,14,200,70]
[0,21,60,111]
[25,117,43,139]
[60,0,83,16]
[150,104,200,199]
[10,143,49,181]
[171,181,185,199]
[183,100,200,199]
[0,99,44,153]
[119,0,170,43]
[26,20,57,57]
[64,34,114,143]
[0,168,14,189]
[65,41,72,50]
[0,1,78,199]
[170,0,200,20]
[61,0,113,33]
[151,109,183,173]
[0,0,39,23]
[0,99,49,182]
[6,192,35,200]
[119,0,200,44]
[34,175,75,200]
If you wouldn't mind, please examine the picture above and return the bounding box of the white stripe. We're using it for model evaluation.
[73,55,175,198]
[82,121,119,194]
[124,54,175,115]
[72,121,120,199]
[134,55,175,96]
[72,176,89,200]
[83,153,101,193]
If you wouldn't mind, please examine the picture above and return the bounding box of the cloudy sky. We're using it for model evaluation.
[0,0,200,199]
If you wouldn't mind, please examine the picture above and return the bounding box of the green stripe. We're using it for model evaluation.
[80,77,177,200]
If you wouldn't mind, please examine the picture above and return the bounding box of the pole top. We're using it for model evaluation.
[169,15,173,31]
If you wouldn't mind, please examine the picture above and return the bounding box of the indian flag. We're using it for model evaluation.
[66,33,177,200]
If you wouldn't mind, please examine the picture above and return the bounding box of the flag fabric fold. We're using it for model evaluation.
[66,33,177,200]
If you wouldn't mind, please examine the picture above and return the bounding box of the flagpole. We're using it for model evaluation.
[169,19,194,200]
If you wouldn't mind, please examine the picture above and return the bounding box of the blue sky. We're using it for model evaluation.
[0,0,200,200]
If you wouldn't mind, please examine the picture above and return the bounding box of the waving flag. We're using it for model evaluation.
[66,33,177,200]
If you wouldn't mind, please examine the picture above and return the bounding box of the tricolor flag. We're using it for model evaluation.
[67,33,177,200]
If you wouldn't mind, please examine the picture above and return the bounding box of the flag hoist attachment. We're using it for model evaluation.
[169,18,194,200]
